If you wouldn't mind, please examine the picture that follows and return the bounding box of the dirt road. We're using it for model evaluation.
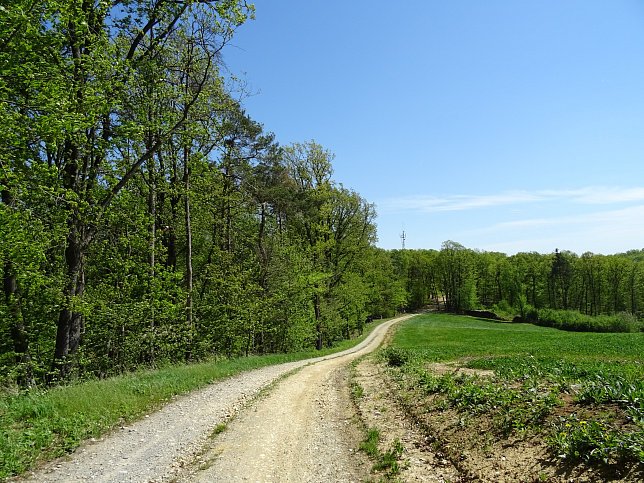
[19,315,413,482]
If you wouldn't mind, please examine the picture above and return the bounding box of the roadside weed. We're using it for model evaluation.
[359,428,381,458]
[209,424,227,438]
[359,429,406,478]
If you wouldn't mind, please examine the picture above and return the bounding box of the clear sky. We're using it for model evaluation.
[223,1,644,255]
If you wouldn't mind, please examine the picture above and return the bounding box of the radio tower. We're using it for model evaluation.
[400,230,406,250]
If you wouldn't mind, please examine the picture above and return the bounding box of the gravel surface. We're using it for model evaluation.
[18,315,413,482]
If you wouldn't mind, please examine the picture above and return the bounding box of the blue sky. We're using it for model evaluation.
[223,1,644,255]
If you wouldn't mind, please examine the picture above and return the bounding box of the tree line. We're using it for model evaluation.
[0,0,407,386]
[392,241,644,326]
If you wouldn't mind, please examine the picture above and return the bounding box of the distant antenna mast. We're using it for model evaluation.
[400,230,406,250]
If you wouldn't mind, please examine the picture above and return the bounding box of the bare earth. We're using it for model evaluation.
[18,315,414,483]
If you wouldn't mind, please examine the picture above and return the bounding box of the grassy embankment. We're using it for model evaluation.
[0,318,388,480]
[381,313,644,475]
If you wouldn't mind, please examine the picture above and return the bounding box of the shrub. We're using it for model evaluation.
[534,309,643,333]
[524,305,539,323]
[381,347,411,367]
[492,300,514,319]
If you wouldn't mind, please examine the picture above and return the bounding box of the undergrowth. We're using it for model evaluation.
[531,308,643,333]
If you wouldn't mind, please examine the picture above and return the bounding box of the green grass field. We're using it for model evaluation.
[390,313,644,362]
[384,313,644,472]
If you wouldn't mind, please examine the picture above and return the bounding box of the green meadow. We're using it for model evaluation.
[384,313,644,470]
[390,313,644,362]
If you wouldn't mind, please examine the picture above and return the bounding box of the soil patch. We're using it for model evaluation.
[356,357,644,482]
[353,357,462,482]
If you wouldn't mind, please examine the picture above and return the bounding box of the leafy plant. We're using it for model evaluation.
[549,417,644,464]
[381,347,412,367]
[359,428,381,458]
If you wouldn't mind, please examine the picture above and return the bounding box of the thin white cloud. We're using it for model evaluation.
[469,205,644,255]
[380,191,545,213]
[562,187,644,204]
[379,186,644,214]
[491,204,644,230]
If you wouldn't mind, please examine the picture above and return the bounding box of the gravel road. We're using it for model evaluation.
[19,315,413,482]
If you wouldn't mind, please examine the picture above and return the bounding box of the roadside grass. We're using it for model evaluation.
[358,427,405,478]
[0,318,388,480]
[383,313,644,473]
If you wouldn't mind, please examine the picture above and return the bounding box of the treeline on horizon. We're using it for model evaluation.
[394,242,644,333]
[1,1,642,389]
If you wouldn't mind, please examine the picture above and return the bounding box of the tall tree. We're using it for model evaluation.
[284,141,376,349]
[438,241,477,312]
[1,0,253,375]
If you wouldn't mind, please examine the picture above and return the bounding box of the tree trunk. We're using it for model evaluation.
[630,267,637,315]
[54,224,86,375]
[314,293,322,350]
[147,155,156,364]
[222,162,233,253]
[54,136,87,376]
[257,202,268,354]
[184,145,193,359]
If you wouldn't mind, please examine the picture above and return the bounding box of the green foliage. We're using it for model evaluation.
[372,438,405,477]
[397,243,644,333]
[359,428,405,477]
[389,248,437,311]
[350,380,364,400]
[533,309,643,333]
[3,0,642,394]
[492,299,514,319]
[439,241,479,312]
[1,3,400,385]
[550,417,644,465]
[380,347,412,367]
[210,424,227,437]
[360,428,381,458]
[416,370,559,434]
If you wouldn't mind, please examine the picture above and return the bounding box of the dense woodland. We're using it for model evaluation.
[0,0,408,386]
[1,1,642,388]
[394,243,644,330]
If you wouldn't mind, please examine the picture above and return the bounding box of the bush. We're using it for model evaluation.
[492,300,514,319]
[534,309,643,333]
[381,347,412,367]
[524,305,538,323]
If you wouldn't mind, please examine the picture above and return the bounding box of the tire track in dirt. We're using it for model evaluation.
[183,314,415,482]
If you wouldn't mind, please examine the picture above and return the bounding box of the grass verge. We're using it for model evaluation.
[0,318,389,480]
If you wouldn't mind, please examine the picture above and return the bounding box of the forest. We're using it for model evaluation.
[0,0,408,386]
[393,242,644,332]
[1,0,642,388]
